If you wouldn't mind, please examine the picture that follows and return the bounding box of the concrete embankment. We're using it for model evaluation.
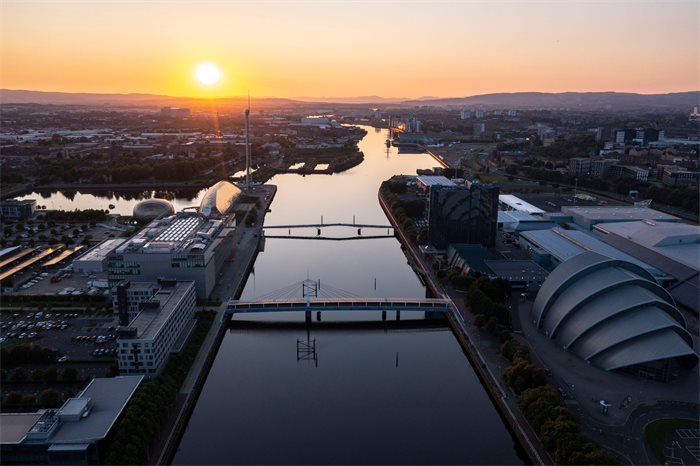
[156,185,277,465]
[377,188,547,466]
[423,148,453,169]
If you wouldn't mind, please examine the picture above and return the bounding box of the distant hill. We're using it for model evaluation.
[401,91,700,110]
[0,89,297,109]
[292,95,408,104]
[2,89,698,111]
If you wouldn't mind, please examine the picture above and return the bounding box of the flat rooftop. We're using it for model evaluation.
[127,281,194,341]
[50,376,143,444]
[521,227,667,279]
[562,205,680,225]
[498,194,545,215]
[75,238,126,263]
[593,221,700,272]
[416,175,456,188]
[516,193,612,213]
[114,213,225,256]
[0,413,42,445]
[485,260,549,280]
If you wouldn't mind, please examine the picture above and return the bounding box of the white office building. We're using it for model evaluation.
[116,280,196,377]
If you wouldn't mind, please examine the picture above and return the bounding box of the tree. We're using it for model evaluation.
[61,367,78,384]
[40,389,62,408]
[9,367,27,383]
[5,392,22,406]
[44,367,58,383]
[31,368,45,383]
[21,394,36,408]
[504,358,547,394]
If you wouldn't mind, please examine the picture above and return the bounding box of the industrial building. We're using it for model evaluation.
[116,280,196,377]
[519,227,668,282]
[428,183,499,249]
[560,206,681,230]
[593,220,700,313]
[497,210,555,232]
[484,260,548,291]
[532,252,697,381]
[446,245,548,291]
[0,376,143,465]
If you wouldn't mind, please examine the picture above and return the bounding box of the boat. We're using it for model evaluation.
[108,204,115,209]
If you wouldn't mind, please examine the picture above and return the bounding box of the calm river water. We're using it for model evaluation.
[172,126,522,465]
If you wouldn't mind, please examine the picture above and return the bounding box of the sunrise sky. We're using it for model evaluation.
[1,1,698,99]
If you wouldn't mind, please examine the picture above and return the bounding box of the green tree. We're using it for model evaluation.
[40,389,62,408]
[31,368,45,383]
[9,367,27,383]
[504,358,547,394]
[5,392,22,406]
[44,367,58,383]
[21,394,36,408]
[61,367,78,384]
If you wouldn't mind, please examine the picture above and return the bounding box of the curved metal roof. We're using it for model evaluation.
[532,251,697,373]
[532,252,657,328]
[592,330,698,371]
[199,181,242,217]
[555,287,685,348]
[132,199,175,221]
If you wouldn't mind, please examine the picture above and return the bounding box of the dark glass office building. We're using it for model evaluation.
[427,183,499,249]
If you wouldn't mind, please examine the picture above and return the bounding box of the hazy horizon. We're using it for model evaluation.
[2,1,698,99]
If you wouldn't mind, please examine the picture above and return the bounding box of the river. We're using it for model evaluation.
[171,126,522,465]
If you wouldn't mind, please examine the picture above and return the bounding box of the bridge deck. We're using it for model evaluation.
[263,223,393,229]
[227,298,452,313]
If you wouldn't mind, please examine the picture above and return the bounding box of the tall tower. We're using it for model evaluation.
[244,93,251,190]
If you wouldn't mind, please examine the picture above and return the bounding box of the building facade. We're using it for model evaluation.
[428,183,499,249]
[0,199,36,220]
[116,280,196,377]
[568,158,590,177]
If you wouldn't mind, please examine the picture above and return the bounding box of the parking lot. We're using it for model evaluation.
[1,311,118,362]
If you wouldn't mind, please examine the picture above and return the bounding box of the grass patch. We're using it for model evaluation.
[644,418,699,464]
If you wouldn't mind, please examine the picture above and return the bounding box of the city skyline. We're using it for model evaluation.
[2,1,698,99]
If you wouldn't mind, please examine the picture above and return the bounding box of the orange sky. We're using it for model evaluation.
[1,1,698,98]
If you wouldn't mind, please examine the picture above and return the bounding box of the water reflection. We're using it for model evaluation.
[173,126,521,465]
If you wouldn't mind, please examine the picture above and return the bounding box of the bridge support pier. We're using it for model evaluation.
[305,311,311,324]
[316,311,321,321]
[381,310,386,321]
[396,311,401,321]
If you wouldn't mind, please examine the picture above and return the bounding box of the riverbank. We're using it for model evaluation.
[146,185,277,465]
[377,187,549,465]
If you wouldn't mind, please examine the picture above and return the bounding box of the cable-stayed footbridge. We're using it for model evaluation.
[226,279,452,315]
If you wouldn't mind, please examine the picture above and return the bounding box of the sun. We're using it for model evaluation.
[196,63,220,86]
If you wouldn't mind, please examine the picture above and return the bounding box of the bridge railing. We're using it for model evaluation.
[227,298,452,312]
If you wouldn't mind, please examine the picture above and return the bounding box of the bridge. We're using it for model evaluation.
[226,279,452,315]
[262,221,395,241]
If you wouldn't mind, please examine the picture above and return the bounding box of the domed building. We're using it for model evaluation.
[532,251,697,381]
[133,199,175,222]
[199,181,242,217]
